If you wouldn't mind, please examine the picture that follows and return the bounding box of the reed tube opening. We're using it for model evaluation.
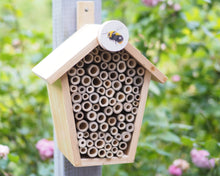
[87,147,98,158]
[112,81,122,91]
[81,75,91,86]
[126,94,135,103]
[123,85,132,94]
[104,107,113,116]
[79,147,87,154]
[99,96,109,107]
[112,147,118,154]
[111,139,119,147]
[86,111,97,121]
[91,47,99,55]
[75,112,84,121]
[117,114,125,122]
[76,60,84,68]
[117,121,126,130]
[89,92,99,104]
[82,93,89,101]
[126,123,135,132]
[78,86,86,94]
[113,102,123,114]
[127,68,136,77]
[98,132,105,139]
[71,92,82,103]
[109,98,116,106]
[68,68,77,76]
[100,71,108,80]
[95,139,105,149]
[109,71,118,81]
[119,142,127,150]
[126,114,135,122]
[117,150,124,158]
[77,120,89,132]
[117,61,126,73]
[124,103,132,112]
[127,58,137,68]
[106,88,115,98]
[132,86,139,94]
[97,112,106,123]
[112,53,120,62]
[72,103,81,112]
[86,86,94,94]
[92,77,102,88]
[116,92,125,103]
[69,85,77,93]
[98,149,106,158]
[108,62,116,71]
[106,151,113,159]
[86,139,94,147]
[125,77,133,85]
[90,132,98,141]
[84,132,89,139]
[105,143,112,151]
[94,55,102,63]
[77,132,84,139]
[97,87,105,95]
[121,53,130,61]
[76,68,85,76]
[107,117,117,126]
[92,104,100,112]
[78,138,86,148]
[97,46,105,51]
[82,101,92,112]
[100,62,108,70]
[110,127,118,136]
[115,134,122,141]
[70,76,80,85]
[83,53,94,64]
[88,64,100,77]
[132,107,138,115]
[135,94,140,101]
[101,51,111,62]
[134,76,144,86]
[122,132,131,142]
[137,67,145,76]
[89,122,98,132]
[118,74,126,82]
[103,80,111,89]
[100,122,109,132]
[132,101,139,107]
[105,133,113,143]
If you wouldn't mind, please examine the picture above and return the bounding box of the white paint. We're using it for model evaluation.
[98,20,129,52]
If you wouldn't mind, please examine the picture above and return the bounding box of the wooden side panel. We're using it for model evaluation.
[125,43,167,83]
[32,24,100,84]
[47,81,75,165]
[127,70,151,161]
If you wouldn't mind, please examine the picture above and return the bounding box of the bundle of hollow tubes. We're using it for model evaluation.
[67,46,145,159]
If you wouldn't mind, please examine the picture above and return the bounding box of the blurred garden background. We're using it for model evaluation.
[0,0,220,175]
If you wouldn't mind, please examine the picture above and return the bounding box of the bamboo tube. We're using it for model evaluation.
[112,80,122,91]
[89,92,99,104]
[71,92,82,103]
[134,76,144,86]
[109,71,118,81]
[97,112,106,123]
[88,64,100,77]
[125,77,133,85]
[97,46,105,52]
[127,58,137,68]
[123,102,132,112]
[117,61,126,73]
[122,132,131,142]
[126,114,135,122]
[84,132,89,139]
[79,147,87,154]
[92,104,100,112]
[132,86,139,94]
[100,122,109,132]
[127,68,136,77]
[99,96,109,107]
[117,150,124,158]
[117,114,125,122]
[121,53,130,61]
[95,139,105,149]
[82,101,92,112]
[77,132,84,139]
[137,67,145,76]
[89,121,98,132]
[90,132,98,141]
[92,77,102,88]
[81,75,91,86]
[104,107,113,116]
[126,94,135,103]
[78,86,86,94]
[135,94,140,101]
[87,147,98,158]
[105,143,112,151]
[87,111,97,121]
[119,142,127,150]
[118,73,126,82]
[116,92,125,103]
[106,88,115,98]
[68,68,77,76]
[115,134,122,141]
[113,102,123,114]
[78,138,86,148]
[106,151,113,159]
[100,71,108,80]
[118,49,125,54]
[132,101,139,107]
[112,53,120,62]
[117,121,126,130]
[109,98,116,106]
[72,103,81,112]
[86,139,94,147]
[94,55,101,63]
[123,85,132,94]
[110,127,118,136]
[107,117,117,126]
[75,112,84,120]
[76,60,84,68]
[97,87,105,95]
[111,147,118,154]
[126,123,134,132]
[98,132,105,139]
[91,47,99,55]
[82,93,89,101]
[83,53,94,64]
[103,80,111,89]
[132,107,138,115]
[77,120,89,132]
[105,133,113,143]
[70,75,80,85]
[101,51,111,62]
[77,68,85,76]
[111,139,119,147]
[69,85,77,93]
[108,62,116,71]
[100,62,108,70]
[98,149,106,158]
[86,86,94,94]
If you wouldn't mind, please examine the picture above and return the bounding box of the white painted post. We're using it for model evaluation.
[52,0,102,175]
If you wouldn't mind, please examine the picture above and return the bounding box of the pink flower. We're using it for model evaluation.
[173,159,190,171]
[142,0,160,7]
[36,139,54,160]
[168,165,182,176]
[173,3,181,11]
[190,149,215,169]
[172,75,181,82]
[0,144,10,159]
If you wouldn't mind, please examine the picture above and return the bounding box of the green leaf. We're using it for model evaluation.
[8,154,19,163]
[157,131,181,144]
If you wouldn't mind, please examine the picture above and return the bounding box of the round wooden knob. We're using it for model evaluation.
[98,20,129,52]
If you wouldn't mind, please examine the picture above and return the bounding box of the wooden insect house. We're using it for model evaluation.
[32,20,167,167]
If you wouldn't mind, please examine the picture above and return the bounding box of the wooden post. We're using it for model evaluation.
[52,0,102,175]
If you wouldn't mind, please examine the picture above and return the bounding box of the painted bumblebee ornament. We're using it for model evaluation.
[107,31,124,44]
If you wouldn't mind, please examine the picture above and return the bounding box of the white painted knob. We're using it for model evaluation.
[98,20,129,52]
